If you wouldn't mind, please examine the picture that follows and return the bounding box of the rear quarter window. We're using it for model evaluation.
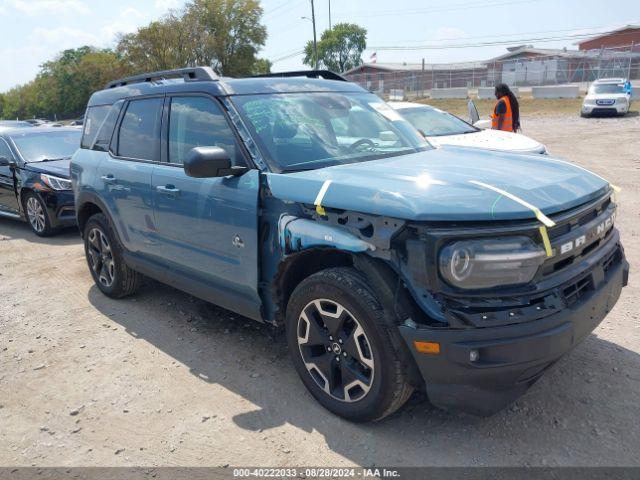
[81,106,110,149]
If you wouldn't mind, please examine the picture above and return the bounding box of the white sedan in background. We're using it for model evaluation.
[389,101,548,155]
[581,78,632,117]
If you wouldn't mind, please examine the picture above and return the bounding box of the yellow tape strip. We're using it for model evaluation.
[314,180,332,216]
[469,180,556,228]
[539,226,553,257]
[470,180,556,257]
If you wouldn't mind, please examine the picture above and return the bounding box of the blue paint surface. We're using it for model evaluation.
[267,146,610,222]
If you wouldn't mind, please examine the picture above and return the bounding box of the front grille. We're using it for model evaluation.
[563,275,594,307]
[540,195,615,278]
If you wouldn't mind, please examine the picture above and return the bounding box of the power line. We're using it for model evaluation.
[331,0,542,19]
[369,29,640,51]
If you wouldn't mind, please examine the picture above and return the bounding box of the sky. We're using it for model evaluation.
[0,0,638,91]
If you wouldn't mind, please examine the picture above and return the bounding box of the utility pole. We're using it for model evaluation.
[311,0,318,69]
[328,0,332,30]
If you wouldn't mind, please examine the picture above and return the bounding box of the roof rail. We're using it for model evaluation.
[106,67,218,89]
[251,70,347,82]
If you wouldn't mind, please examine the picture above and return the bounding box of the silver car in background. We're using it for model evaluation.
[581,78,632,117]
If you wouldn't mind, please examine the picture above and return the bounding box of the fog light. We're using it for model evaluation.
[470,349,479,362]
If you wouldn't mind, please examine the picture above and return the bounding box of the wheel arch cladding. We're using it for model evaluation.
[274,248,354,324]
[77,201,104,234]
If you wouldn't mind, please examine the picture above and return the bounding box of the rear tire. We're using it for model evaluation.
[23,192,57,237]
[83,213,141,298]
[286,267,413,422]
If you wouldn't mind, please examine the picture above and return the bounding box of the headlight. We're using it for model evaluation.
[439,236,546,290]
[41,173,72,191]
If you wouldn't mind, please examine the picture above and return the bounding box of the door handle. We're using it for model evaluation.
[156,185,181,196]
[101,175,117,184]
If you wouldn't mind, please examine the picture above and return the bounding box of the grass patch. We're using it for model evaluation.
[416,97,587,118]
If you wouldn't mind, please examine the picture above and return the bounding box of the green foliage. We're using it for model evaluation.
[1,47,130,120]
[117,0,268,77]
[1,0,269,120]
[303,23,367,73]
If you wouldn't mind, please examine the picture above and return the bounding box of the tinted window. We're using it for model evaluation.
[117,98,163,160]
[398,107,477,137]
[0,139,14,160]
[92,101,123,152]
[11,130,81,162]
[168,96,240,165]
[81,105,109,149]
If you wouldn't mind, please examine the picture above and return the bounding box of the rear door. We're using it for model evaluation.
[97,97,163,257]
[0,138,20,215]
[152,94,261,319]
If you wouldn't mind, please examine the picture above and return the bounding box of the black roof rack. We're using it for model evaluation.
[106,67,218,89]
[251,70,347,82]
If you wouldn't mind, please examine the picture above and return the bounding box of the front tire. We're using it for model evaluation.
[83,213,141,298]
[286,267,413,422]
[23,192,57,237]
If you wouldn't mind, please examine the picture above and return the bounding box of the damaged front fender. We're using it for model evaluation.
[278,214,375,254]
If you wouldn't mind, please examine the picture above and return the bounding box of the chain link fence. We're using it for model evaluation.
[344,45,640,100]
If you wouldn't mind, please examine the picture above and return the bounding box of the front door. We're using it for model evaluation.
[0,138,20,216]
[152,95,261,319]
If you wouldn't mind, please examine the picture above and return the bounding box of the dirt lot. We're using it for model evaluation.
[1,113,639,468]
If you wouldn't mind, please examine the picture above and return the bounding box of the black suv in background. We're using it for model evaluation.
[0,127,81,236]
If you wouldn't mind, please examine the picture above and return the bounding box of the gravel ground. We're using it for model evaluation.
[1,113,639,467]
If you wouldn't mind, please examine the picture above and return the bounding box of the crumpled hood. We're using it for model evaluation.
[427,129,545,154]
[24,159,71,178]
[266,146,610,222]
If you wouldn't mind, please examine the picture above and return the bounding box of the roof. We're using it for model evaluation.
[576,24,640,46]
[342,61,487,75]
[487,47,581,62]
[89,73,365,107]
[592,77,627,84]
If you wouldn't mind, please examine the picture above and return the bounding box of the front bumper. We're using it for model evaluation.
[398,246,628,416]
[582,104,628,115]
[38,190,76,228]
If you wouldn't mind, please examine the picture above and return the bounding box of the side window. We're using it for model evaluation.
[92,101,123,152]
[168,96,241,165]
[81,105,109,149]
[117,98,163,161]
[0,139,14,161]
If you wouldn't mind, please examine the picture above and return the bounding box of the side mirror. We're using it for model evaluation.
[0,156,16,167]
[183,146,247,178]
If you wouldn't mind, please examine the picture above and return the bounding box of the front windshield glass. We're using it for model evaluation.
[232,92,429,172]
[397,107,477,137]
[590,83,625,95]
[11,130,81,162]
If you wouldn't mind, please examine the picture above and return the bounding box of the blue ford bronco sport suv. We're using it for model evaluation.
[72,67,628,422]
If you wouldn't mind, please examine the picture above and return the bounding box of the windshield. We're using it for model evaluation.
[11,130,81,162]
[232,92,429,172]
[590,83,625,95]
[397,107,477,137]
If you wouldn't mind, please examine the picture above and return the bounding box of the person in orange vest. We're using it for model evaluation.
[491,83,520,132]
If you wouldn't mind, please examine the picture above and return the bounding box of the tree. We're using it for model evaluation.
[1,46,130,120]
[117,12,195,72]
[184,0,267,76]
[304,23,367,73]
[251,58,272,75]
